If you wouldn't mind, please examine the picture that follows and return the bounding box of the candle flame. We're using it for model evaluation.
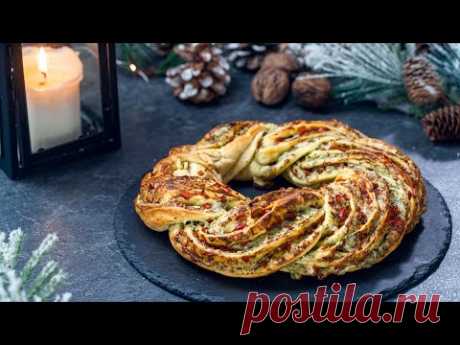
[38,47,48,75]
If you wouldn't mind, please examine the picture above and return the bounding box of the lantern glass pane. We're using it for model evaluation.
[21,43,105,154]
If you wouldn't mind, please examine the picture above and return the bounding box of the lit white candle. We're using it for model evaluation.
[22,46,83,153]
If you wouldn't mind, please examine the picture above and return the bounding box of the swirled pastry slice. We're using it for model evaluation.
[282,139,424,277]
[135,173,247,231]
[135,119,426,279]
[249,120,364,187]
[187,121,272,182]
[282,172,390,278]
[169,188,326,277]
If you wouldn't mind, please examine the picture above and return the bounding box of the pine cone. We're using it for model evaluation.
[404,56,444,106]
[278,43,307,66]
[166,43,231,104]
[251,67,290,106]
[173,43,220,62]
[415,43,430,55]
[292,73,331,108]
[422,105,460,142]
[223,43,277,71]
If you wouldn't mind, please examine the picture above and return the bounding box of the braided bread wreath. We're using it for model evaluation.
[134,120,426,279]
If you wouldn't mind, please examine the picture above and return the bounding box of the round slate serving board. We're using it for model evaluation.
[115,178,452,302]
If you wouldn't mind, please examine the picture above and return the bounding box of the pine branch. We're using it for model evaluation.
[155,51,185,76]
[27,260,59,298]
[299,43,429,116]
[0,228,23,269]
[427,43,460,101]
[116,43,159,78]
[20,233,58,283]
[116,43,184,80]
[0,228,70,302]
[304,44,406,85]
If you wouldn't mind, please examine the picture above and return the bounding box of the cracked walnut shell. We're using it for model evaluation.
[261,52,299,73]
[251,68,290,106]
[292,73,331,108]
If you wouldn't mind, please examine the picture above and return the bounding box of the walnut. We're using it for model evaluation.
[251,68,290,106]
[292,73,331,108]
[261,52,299,73]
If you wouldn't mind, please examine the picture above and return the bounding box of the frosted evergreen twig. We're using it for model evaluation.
[0,228,23,269]
[304,44,405,85]
[0,228,71,302]
[37,270,68,300]
[27,260,59,298]
[297,43,425,114]
[427,43,460,103]
[20,233,58,283]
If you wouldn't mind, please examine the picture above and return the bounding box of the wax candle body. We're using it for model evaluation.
[22,46,83,153]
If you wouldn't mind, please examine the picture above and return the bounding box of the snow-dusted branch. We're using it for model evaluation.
[0,228,71,302]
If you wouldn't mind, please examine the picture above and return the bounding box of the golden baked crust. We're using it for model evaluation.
[134,120,426,279]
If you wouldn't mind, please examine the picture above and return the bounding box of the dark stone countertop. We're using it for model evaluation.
[0,71,458,302]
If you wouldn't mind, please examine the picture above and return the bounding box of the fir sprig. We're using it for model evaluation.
[0,228,71,302]
[116,43,184,81]
[155,51,184,76]
[117,43,158,81]
[302,43,410,110]
[427,43,460,104]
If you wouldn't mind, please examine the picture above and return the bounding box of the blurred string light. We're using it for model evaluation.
[115,43,185,83]
[116,59,150,83]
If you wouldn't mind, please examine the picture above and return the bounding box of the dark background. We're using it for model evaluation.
[0,68,458,302]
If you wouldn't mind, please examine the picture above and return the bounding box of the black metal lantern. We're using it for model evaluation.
[0,43,121,179]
